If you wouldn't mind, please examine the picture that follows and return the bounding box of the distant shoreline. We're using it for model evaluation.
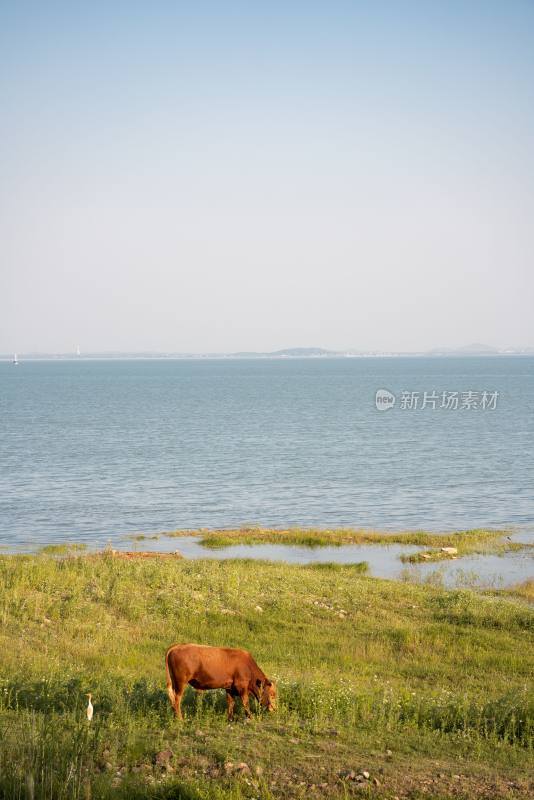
[2,351,534,362]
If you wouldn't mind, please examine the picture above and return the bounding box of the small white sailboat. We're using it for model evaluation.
[13,353,18,365]
[76,344,81,357]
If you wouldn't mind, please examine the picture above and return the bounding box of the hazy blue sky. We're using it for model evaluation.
[1,1,533,353]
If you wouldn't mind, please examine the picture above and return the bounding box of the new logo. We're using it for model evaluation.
[375,389,396,411]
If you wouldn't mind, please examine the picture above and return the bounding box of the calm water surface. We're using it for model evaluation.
[1,356,533,585]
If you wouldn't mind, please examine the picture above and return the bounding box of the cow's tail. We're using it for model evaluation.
[165,646,176,707]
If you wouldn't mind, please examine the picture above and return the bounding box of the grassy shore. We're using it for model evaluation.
[157,526,509,550]
[0,552,533,799]
[152,526,533,566]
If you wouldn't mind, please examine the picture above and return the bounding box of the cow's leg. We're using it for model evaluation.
[239,688,252,719]
[226,691,235,721]
[172,683,185,720]
[166,681,176,709]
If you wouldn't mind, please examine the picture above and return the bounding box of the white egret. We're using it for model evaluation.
[86,693,93,721]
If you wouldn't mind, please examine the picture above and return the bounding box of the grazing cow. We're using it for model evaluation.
[165,643,276,720]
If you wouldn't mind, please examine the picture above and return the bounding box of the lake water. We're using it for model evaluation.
[1,356,533,585]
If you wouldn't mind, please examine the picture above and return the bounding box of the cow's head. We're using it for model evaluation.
[259,679,276,712]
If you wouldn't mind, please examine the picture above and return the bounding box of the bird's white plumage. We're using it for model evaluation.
[86,693,93,721]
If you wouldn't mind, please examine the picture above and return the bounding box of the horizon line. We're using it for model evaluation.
[2,346,534,361]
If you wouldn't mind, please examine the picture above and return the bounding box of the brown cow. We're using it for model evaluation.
[165,643,276,720]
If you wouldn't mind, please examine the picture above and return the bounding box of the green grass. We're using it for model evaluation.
[0,552,533,799]
[163,526,532,565]
[400,540,532,565]
[496,579,534,604]
[38,542,88,555]
[159,526,510,552]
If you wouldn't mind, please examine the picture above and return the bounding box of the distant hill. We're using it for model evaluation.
[269,347,336,357]
[231,347,338,358]
[426,343,500,356]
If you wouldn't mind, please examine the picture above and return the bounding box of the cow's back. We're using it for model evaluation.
[166,643,254,688]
